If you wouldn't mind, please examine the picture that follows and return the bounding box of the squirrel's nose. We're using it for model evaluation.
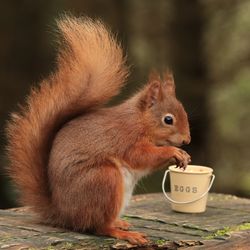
[182,135,191,145]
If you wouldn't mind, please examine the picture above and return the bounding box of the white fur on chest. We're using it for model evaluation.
[119,167,149,215]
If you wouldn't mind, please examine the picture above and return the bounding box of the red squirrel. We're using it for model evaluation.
[6,16,191,245]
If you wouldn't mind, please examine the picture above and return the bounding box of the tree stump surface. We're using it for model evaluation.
[0,193,250,250]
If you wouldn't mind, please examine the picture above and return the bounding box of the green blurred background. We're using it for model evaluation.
[1,0,250,208]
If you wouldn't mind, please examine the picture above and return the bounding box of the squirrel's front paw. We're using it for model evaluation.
[171,147,191,170]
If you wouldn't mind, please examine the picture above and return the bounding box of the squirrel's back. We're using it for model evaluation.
[6,15,128,221]
[48,103,143,172]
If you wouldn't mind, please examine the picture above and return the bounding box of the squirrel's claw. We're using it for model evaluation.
[174,148,191,170]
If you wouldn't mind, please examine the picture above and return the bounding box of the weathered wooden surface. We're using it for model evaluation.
[0,193,250,249]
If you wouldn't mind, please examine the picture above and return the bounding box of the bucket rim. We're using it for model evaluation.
[168,165,213,174]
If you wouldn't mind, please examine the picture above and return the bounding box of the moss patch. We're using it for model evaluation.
[204,222,250,240]
[40,242,83,250]
[121,216,130,221]
[155,239,167,245]
[237,222,250,230]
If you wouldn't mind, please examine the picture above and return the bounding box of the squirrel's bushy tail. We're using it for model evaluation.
[6,16,128,220]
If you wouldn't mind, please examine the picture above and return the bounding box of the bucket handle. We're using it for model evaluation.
[162,170,215,204]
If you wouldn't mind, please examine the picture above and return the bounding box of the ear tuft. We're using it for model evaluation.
[148,69,161,82]
[139,81,162,110]
[163,69,176,96]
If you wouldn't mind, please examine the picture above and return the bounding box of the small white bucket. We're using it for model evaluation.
[162,165,215,213]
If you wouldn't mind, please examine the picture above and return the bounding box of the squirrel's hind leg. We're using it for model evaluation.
[90,162,148,245]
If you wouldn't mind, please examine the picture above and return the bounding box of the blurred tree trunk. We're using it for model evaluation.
[126,0,171,82]
[204,0,250,197]
[0,0,60,208]
[167,0,210,165]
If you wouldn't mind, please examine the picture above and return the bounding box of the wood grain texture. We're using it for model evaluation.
[0,193,250,249]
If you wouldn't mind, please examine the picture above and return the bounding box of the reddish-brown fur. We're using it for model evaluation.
[6,16,191,245]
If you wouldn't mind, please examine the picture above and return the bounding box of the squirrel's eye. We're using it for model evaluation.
[163,115,174,125]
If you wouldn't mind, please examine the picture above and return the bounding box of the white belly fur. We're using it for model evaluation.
[119,167,149,216]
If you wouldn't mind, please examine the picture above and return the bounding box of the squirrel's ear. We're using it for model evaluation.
[163,69,176,96]
[139,81,162,110]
